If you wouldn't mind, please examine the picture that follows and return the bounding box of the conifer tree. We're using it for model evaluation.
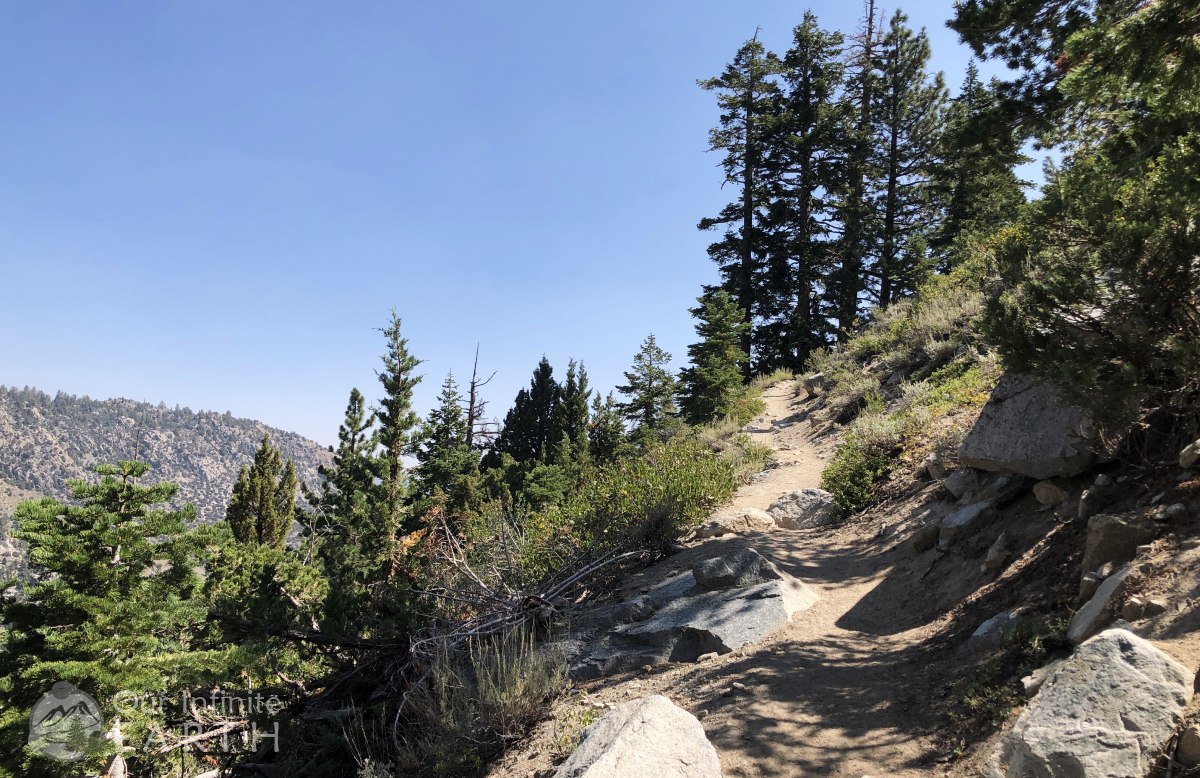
[929,62,1027,268]
[588,392,628,464]
[869,11,948,306]
[305,387,377,525]
[699,36,784,374]
[551,359,592,466]
[830,0,883,338]
[976,0,1200,424]
[411,373,478,510]
[758,12,848,369]
[226,433,298,548]
[678,290,752,425]
[0,463,218,775]
[494,357,560,463]
[375,311,422,533]
[616,335,679,443]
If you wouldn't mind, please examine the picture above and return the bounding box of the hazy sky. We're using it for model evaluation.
[1,1,1010,445]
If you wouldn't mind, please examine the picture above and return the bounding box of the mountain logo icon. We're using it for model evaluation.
[28,681,104,762]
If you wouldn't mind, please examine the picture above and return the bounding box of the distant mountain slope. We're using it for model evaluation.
[0,386,331,523]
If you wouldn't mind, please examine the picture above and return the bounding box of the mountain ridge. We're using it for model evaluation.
[0,384,331,524]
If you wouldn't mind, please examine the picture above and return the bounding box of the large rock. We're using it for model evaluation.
[1068,564,1135,644]
[989,629,1193,778]
[694,508,776,539]
[555,695,722,778]
[569,562,818,679]
[766,489,836,529]
[1081,513,1156,580]
[614,573,817,662]
[692,548,781,590]
[960,374,1101,480]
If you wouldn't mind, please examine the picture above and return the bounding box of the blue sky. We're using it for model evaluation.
[1,1,1008,445]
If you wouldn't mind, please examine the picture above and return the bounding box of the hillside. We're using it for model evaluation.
[0,385,331,524]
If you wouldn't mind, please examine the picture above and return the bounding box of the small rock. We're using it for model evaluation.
[938,501,994,549]
[731,682,747,692]
[1033,479,1070,506]
[767,489,836,529]
[1120,597,1147,622]
[1181,439,1200,469]
[1095,473,1114,487]
[1077,482,1121,521]
[1177,724,1200,768]
[1081,512,1156,580]
[1144,598,1168,617]
[982,532,1011,575]
[696,652,718,663]
[695,508,777,539]
[1154,503,1188,522]
[1020,659,1066,699]
[1150,491,1166,505]
[970,610,1021,649]
[1068,565,1135,644]
[1078,571,1105,603]
[803,373,825,398]
[692,548,782,590]
[697,709,710,720]
[925,451,947,482]
[943,468,983,501]
[912,521,941,553]
[553,696,721,778]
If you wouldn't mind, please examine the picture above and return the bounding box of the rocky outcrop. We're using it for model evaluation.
[569,550,817,680]
[959,374,1102,480]
[693,508,776,539]
[766,488,835,529]
[554,695,722,778]
[989,629,1192,778]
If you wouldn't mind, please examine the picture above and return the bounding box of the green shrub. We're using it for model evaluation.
[565,438,737,553]
[820,435,893,518]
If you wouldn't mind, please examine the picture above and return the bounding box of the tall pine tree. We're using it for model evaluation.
[699,36,783,374]
[375,311,422,534]
[758,12,848,369]
[929,61,1027,268]
[869,11,948,306]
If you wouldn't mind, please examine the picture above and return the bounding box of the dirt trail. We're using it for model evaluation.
[491,380,960,778]
[670,380,948,777]
[606,381,954,777]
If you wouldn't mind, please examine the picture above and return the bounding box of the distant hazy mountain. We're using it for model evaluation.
[0,384,332,524]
